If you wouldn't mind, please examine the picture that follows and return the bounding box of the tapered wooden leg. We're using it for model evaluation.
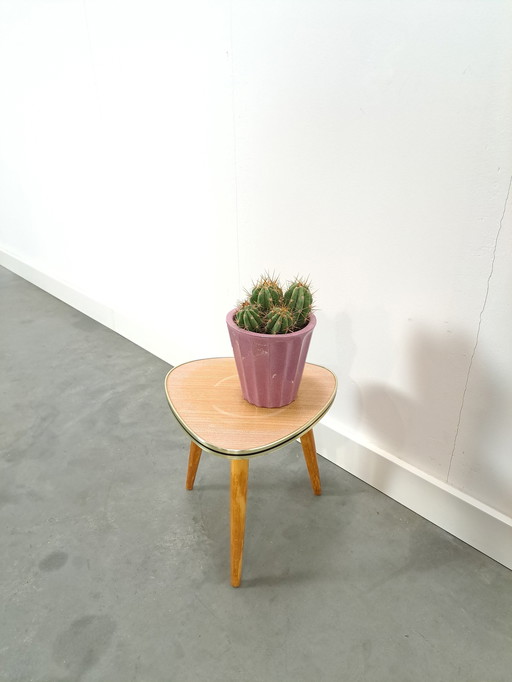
[230,459,249,587]
[300,429,322,495]
[185,441,202,490]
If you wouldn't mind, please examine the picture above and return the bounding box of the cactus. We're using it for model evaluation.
[284,279,313,327]
[235,302,262,332]
[234,273,314,334]
[249,276,283,311]
[265,306,296,334]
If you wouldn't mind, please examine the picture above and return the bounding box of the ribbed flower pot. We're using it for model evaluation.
[226,309,317,408]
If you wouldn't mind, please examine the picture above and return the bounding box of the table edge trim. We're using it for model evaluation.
[164,358,337,458]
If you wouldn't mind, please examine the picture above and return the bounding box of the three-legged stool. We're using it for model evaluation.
[165,358,337,587]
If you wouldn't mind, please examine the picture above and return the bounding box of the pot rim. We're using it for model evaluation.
[226,309,317,338]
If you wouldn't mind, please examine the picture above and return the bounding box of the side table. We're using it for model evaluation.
[165,358,337,586]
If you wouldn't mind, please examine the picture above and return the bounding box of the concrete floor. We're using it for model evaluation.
[0,264,511,682]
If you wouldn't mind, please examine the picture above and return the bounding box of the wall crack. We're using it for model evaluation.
[447,174,512,482]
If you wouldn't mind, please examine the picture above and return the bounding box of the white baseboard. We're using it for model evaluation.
[314,419,512,570]
[2,248,511,571]
[0,249,116,329]
[0,248,178,366]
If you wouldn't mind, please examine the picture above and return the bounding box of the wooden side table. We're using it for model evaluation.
[165,358,337,587]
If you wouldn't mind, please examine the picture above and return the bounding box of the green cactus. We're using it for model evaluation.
[235,302,262,332]
[265,306,296,334]
[250,276,283,311]
[234,272,314,334]
[284,279,313,328]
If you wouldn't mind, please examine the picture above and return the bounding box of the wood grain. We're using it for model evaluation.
[185,441,202,490]
[165,358,336,456]
[230,459,249,587]
[300,429,322,495]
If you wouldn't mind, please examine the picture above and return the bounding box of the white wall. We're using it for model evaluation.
[1,1,511,566]
[0,0,239,364]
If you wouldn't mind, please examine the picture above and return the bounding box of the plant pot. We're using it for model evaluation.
[226,309,317,408]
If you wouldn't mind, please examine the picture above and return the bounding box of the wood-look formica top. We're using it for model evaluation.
[165,358,337,458]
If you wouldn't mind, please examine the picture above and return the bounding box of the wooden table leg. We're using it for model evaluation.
[300,429,322,496]
[186,441,202,490]
[230,459,249,587]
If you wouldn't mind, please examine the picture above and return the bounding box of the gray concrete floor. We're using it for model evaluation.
[0,264,511,682]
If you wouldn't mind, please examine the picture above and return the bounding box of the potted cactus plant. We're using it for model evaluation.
[226,273,316,408]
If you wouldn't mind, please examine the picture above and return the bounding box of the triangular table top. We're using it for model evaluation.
[165,358,337,457]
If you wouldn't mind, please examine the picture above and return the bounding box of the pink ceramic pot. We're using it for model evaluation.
[226,309,317,408]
